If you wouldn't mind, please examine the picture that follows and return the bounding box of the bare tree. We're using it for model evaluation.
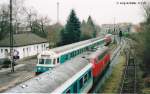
[142,2,150,24]
[39,16,50,33]
[11,0,27,33]
[0,4,10,39]
[23,7,38,32]
[23,6,51,35]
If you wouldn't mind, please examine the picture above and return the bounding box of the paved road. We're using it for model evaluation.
[0,59,37,92]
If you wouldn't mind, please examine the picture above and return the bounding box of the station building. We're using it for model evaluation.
[0,33,49,60]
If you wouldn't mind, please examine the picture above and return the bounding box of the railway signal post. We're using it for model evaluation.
[119,30,122,44]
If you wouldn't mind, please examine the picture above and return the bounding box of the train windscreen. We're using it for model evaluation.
[39,59,51,64]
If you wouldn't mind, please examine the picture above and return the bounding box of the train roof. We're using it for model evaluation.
[89,47,109,59]
[39,36,105,57]
[52,37,101,53]
[5,52,93,93]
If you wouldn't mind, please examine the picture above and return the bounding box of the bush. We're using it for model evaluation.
[144,77,150,87]
[2,59,11,68]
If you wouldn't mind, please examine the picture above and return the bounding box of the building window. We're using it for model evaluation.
[23,48,25,56]
[29,47,31,52]
[1,49,3,53]
[37,46,38,50]
[4,49,9,58]
[5,49,8,53]
[34,46,36,51]
[41,45,43,51]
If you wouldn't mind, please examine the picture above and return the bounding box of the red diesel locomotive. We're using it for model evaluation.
[89,47,110,83]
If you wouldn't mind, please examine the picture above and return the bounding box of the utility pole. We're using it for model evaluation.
[10,0,14,72]
[114,17,115,34]
[57,2,59,23]
[113,17,116,44]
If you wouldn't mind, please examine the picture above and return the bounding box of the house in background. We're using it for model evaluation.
[0,33,49,60]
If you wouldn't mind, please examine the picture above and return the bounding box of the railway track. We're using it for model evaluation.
[119,42,137,94]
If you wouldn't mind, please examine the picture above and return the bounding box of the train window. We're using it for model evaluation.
[65,55,68,60]
[83,74,88,84]
[39,59,44,64]
[65,88,70,93]
[79,78,83,89]
[57,58,59,63]
[53,59,56,64]
[98,55,101,60]
[71,52,73,57]
[45,59,51,64]
[75,51,77,54]
[94,59,98,64]
[88,71,91,77]
[98,52,106,60]
[73,82,78,93]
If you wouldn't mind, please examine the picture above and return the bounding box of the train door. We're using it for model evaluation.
[53,57,60,65]
[53,58,56,65]
[73,82,78,93]
[57,57,60,64]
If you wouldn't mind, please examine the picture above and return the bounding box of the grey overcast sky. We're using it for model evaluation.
[0,0,149,25]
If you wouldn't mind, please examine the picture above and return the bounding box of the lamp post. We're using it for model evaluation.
[10,0,14,72]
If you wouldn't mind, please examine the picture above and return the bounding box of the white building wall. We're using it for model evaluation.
[0,43,49,59]
[0,47,10,59]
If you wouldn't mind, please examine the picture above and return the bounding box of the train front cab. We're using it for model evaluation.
[63,70,93,93]
[35,55,60,75]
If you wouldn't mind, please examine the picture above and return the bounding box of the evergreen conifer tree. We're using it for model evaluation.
[61,9,81,45]
[87,16,97,37]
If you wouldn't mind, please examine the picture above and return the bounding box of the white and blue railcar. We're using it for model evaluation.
[5,52,93,93]
[35,37,106,74]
